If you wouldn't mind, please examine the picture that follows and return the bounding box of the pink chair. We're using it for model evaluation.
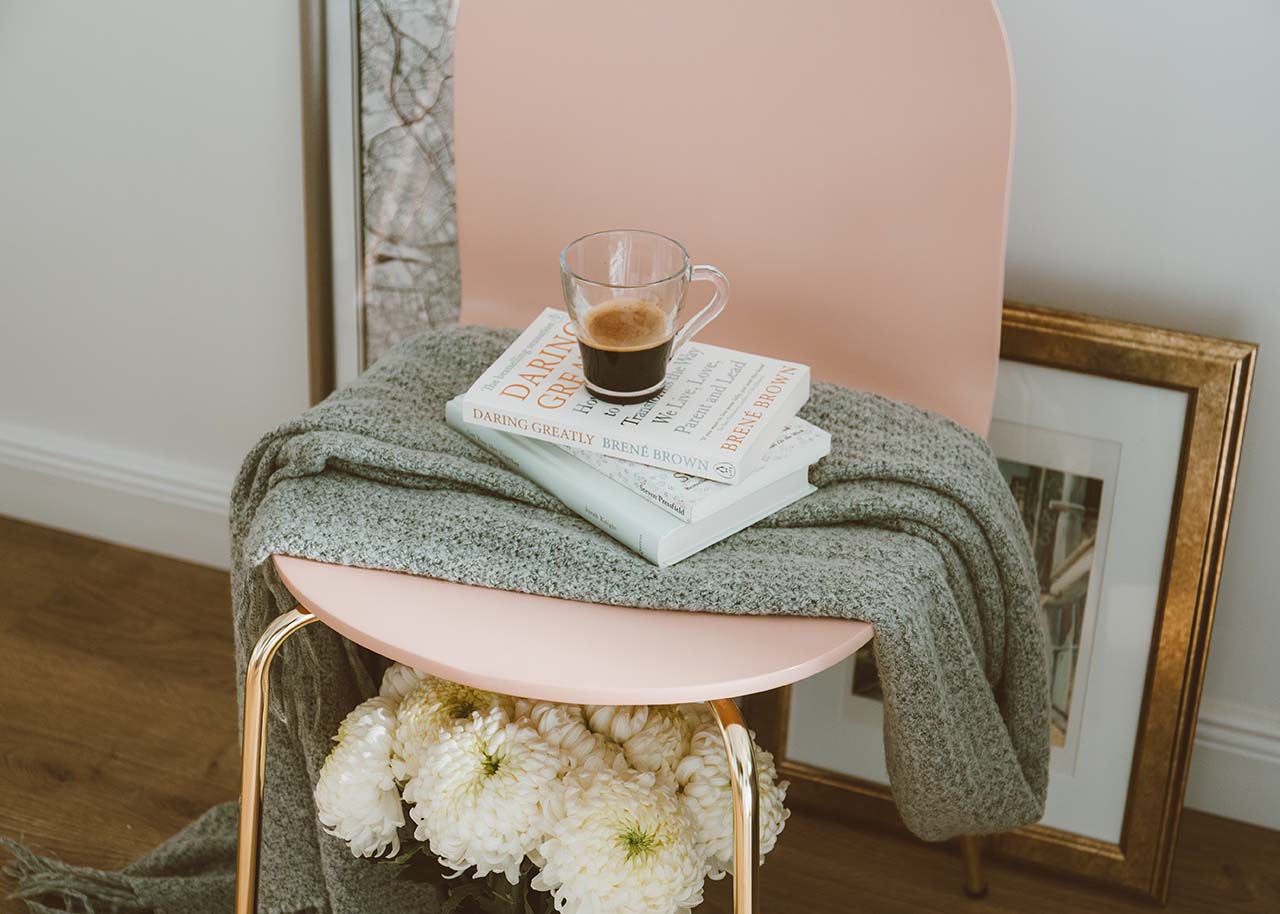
[235,2,1015,911]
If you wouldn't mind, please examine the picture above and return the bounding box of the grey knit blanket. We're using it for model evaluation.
[4,325,1048,914]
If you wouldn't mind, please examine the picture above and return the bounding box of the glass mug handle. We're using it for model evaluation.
[671,265,729,356]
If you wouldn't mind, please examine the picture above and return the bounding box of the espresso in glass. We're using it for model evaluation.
[577,298,674,401]
[560,229,730,402]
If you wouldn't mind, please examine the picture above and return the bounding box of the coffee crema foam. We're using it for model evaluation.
[581,297,671,352]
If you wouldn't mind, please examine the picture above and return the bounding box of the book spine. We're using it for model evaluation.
[460,398,733,483]
[735,371,812,476]
[447,405,665,564]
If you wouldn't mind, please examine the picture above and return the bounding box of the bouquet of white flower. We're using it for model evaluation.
[314,664,789,914]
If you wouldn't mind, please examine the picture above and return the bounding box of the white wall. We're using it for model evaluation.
[997,1,1280,828]
[0,0,309,566]
[0,0,1274,832]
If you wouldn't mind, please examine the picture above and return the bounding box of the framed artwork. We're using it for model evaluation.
[317,0,461,393]
[746,302,1256,902]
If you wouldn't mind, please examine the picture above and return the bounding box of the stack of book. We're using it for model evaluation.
[448,308,829,566]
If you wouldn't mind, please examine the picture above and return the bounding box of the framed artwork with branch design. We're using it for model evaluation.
[309,0,461,399]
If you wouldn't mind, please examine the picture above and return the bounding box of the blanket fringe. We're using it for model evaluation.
[2,839,145,914]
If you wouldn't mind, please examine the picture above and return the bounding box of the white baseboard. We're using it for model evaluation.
[1,420,1276,827]
[0,419,232,569]
[1185,699,1280,830]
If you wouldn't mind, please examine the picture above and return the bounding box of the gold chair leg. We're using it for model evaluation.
[960,834,989,899]
[235,606,319,914]
[709,698,760,914]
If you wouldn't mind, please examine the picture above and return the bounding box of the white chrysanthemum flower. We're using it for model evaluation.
[676,702,716,730]
[314,696,404,858]
[393,677,511,780]
[675,723,789,878]
[623,705,694,774]
[529,702,625,771]
[378,662,427,704]
[404,708,565,884]
[533,770,704,914]
[583,705,651,743]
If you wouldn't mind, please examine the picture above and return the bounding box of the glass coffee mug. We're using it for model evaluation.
[560,229,729,403]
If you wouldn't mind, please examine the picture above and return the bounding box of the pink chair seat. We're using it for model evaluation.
[274,555,874,704]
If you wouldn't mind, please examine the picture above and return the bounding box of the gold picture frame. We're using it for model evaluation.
[745,302,1256,903]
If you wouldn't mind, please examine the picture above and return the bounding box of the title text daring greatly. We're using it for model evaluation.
[497,320,588,409]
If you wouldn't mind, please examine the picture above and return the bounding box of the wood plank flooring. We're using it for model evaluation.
[1,516,1276,913]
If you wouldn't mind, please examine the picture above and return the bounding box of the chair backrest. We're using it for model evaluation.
[454,1,1014,435]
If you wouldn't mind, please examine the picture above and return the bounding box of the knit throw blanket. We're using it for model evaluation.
[4,325,1048,914]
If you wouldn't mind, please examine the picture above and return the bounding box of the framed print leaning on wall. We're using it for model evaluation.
[746,302,1256,902]
[321,0,461,392]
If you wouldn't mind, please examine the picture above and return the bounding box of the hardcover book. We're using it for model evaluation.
[460,308,810,484]
[445,398,817,567]
[563,419,830,522]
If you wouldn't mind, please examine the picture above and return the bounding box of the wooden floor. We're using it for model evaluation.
[1,516,1276,914]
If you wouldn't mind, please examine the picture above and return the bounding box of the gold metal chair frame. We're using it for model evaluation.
[233,606,986,913]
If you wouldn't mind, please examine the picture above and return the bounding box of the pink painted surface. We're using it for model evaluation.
[454,0,1014,436]
[274,555,874,705]
[273,1,1014,702]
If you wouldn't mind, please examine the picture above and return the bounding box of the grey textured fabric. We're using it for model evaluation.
[4,324,1048,913]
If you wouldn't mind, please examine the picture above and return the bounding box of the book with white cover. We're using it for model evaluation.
[460,308,810,484]
[563,419,830,522]
[446,398,816,567]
